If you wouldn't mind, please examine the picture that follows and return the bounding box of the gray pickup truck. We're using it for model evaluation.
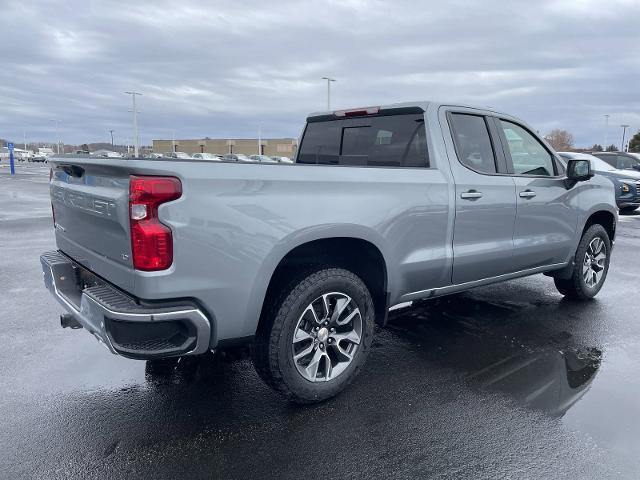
[41,101,616,403]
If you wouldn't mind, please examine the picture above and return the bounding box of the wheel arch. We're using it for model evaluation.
[551,208,616,280]
[250,233,391,338]
[582,209,616,243]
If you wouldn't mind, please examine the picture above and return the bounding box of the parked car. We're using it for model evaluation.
[222,153,254,162]
[41,101,616,404]
[192,153,222,161]
[31,149,51,162]
[271,156,294,163]
[249,154,278,163]
[91,150,123,158]
[559,152,640,212]
[168,151,192,159]
[591,151,640,172]
[11,148,33,161]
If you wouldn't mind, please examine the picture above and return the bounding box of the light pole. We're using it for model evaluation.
[321,77,336,110]
[621,124,630,152]
[49,119,60,154]
[109,129,115,146]
[125,91,142,157]
[603,114,609,149]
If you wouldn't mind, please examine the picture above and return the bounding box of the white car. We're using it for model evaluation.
[91,150,123,158]
[249,155,278,163]
[169,152,192,159]
[192,153,222,161]
[271,156,293,163]
[222,154,255,162]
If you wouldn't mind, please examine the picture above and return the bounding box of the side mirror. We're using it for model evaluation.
[565,159,594,188]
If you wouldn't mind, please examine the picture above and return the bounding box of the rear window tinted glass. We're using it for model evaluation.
[297,114,429,167]
[449,113,496,174]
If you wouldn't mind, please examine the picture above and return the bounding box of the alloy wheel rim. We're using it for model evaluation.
[292,292,362,382]
[582,237,606,288]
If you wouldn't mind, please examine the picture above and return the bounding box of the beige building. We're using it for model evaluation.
[152,138,298,158]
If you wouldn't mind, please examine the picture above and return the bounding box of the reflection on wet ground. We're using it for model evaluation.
[388,296,602,418]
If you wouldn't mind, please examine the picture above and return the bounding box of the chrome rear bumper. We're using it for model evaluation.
[40,250,211,359]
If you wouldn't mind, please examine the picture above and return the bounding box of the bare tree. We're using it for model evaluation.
[629,131,640,153]
[544,129,575,151]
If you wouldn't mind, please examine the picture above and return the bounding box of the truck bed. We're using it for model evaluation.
[48,154,451,345]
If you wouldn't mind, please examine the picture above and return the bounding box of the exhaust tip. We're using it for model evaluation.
[60,313,82,329]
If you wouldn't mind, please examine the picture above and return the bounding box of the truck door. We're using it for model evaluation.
[443,110,517,285]
[494,119,578,270]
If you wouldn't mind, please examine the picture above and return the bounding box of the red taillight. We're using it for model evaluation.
[334,106,380,117]
[129,176,182,271]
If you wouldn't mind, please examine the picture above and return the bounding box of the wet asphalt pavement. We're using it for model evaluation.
[1,163,639,479]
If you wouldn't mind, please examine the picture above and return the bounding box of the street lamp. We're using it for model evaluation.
[124,91,142,157]
[49,119,61,154]
[109,129,115,146]
[621,124,630,152]
[321,77,336,110]
[603,114,610,149]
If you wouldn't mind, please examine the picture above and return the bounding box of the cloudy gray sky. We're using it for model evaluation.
[1,0,638,148]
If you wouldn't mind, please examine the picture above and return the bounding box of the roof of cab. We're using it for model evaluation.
[306,100,506,121]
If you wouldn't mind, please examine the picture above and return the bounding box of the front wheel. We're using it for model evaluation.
[253,268,375,404]
[554,224,611,300]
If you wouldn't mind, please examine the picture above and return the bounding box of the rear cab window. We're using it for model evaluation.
[297,109,429,168]
[448,113,497,174]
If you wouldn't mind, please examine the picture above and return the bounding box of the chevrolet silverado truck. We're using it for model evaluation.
[41,101,617,403]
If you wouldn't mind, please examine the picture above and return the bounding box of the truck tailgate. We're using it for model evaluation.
[50,159,134,291]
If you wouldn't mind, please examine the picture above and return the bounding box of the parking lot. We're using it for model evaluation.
[1,162,639,479]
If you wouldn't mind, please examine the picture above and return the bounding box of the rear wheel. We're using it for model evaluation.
[253,268,375,404]
[554,224,610,300]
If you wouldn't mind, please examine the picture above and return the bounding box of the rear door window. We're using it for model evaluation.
[297,113,429,168]
[449,113,497,174]
[617,155,638,170]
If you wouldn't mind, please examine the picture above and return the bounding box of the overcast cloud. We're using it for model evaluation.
[1,0,639,147]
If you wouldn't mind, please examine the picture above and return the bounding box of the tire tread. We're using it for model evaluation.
[253,268,373,403]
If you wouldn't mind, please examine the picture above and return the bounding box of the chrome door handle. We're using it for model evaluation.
[460,190,483,199]
[519,190,537,198]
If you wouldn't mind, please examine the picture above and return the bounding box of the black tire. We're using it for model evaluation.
[253,267,375,404]
[554,224,610,300]
[619,206,638,213]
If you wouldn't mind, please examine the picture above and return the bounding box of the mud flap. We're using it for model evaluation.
[544,260,574,280]
[375,291,391,327]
